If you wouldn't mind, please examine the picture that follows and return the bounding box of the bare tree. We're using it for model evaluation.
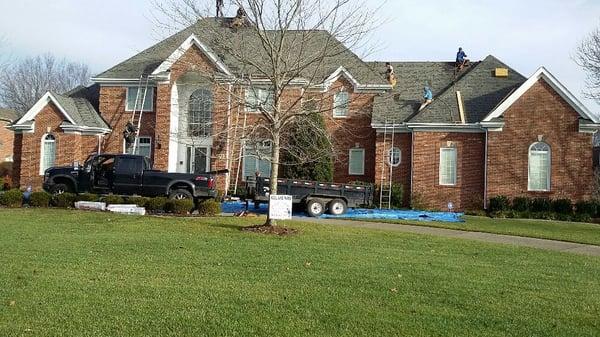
[0,53,91,113]
[576,26,600,101]
[153,0,382,226]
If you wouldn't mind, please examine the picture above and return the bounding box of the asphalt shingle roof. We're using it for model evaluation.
[52,89,109,129]
[371,55,527,124]
[96,17,386,86]
[0,108,19,122]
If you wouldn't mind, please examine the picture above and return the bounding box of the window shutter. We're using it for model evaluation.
[349,149,364,175]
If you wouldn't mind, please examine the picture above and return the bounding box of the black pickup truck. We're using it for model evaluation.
[43,154,217,201]
[246,176,373,217]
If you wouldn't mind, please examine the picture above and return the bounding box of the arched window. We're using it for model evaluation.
[528,142,551,191]
[188,89,213,137]
[40,134,56,175]
[388,147,401,167]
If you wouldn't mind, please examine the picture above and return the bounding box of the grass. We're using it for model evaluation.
[355,215,600,246]
[0,208,599,337]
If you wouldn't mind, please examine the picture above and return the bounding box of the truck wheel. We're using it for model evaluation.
[327,199,347,216]
[169,189,193,200]
[306,199,325,217]
[50,183,70,196]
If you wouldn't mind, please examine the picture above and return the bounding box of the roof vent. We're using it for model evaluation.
[494,68,509,77]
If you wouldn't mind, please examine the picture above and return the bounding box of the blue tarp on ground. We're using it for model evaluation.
[221,201,463,223]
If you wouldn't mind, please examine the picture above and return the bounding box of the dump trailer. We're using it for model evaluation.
[246,176,374,217]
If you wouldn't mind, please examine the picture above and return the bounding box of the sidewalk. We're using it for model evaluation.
[298,217,600,257]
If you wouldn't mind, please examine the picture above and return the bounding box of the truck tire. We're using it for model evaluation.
[306,199,325,217]
[169,189,193,200]
[50,183,70,195]
[327,199,347,216]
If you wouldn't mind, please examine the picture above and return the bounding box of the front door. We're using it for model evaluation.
[186,146,210,174]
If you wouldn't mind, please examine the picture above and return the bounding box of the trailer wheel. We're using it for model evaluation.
[306,199,325,217]
[327,199,347,216]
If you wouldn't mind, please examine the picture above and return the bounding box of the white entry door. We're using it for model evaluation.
[186,146,210,174]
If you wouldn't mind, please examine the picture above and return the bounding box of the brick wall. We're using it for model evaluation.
[12,102,99,190]
[374,132,412,206]
[0,120,14,162]
[412,132,485,211]
[487,79,595,202]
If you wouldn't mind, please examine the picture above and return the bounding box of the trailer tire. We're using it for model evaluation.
[306,199,325,217]
[327,199,347,216]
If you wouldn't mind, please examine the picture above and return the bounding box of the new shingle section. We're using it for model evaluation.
[0,108,19,122]
[369,61,478,124]
[408,56,526,123]
[96,18,386,86]
[51,88,109,130]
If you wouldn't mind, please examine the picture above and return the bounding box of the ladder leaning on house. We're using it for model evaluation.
[379,119,395,209]
[129,75,151,154]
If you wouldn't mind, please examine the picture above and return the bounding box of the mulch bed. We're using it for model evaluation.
[241,225,298,236]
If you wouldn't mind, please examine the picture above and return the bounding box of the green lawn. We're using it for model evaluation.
[1,209,599,337]
[359,215,600,246]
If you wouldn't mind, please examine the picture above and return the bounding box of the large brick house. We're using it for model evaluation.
[8,18,600,210]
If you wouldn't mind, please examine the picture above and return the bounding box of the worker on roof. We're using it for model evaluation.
[216,0,224,17]
[230,6,247,28]
[456,47,469,70]
[385,62,397,88]
[419,86,433,111]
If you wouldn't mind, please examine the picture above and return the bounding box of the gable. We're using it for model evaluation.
[16,92,76,126]
[483,67,597,123]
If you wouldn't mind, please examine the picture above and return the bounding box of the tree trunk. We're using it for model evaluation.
[264,133,281,226]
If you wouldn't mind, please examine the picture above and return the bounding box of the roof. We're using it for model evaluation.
[95,17,386,86]
[0,108,19,122]
[371,55,527,125]
[12,85,109,133]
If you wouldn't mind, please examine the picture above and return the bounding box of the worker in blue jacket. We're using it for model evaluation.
[456,47,469,70]
[419,86,433,111]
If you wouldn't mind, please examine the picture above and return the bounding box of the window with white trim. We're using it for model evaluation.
[333,90,349,117]
[125,137,152,158]
[188,89,213,137]
[126,87,154,111]
[528,142,551,191]
[245,87,274,113]
[388,147,401,167]
[242,140,272,180]
[439,147,457,186]
[40,134,56,174]
[349,148,365,175]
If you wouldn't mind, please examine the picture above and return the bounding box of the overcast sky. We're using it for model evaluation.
[1,0,599,112]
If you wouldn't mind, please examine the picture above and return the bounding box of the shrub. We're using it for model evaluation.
[488,195,510,212]
[146,197,168,213]
[572,213,592,223]
[512,197,530,212]
[390,183,404,209]
[530,198,551,212]
[410,192,427,210]
[551,198,573,214]
[52,193,77,208]
[126,196,150,207]
[29,191,51,207]
[165,199,195,215]
[0,189,23,207]
[102,195,124,205]
[76,193,99,202]
[575,200,597,216]
[197,199,222,216]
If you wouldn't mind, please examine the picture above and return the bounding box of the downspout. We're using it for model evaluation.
[97,135,102,154]
[484,129,488,210]
[224,83,233,196]
[410,130,414,208]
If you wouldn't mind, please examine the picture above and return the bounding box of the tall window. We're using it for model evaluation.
[528,142,551,191]
[40,134,56,174]
[188,89,213,137]
[333,91,349,117]
[125,137,152,158]
[242,140,272,180]
[349,148,365,175]
[388,147,401,167]
[245,87,274,113]
[126,87,154,111]
[439,147,457,186]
